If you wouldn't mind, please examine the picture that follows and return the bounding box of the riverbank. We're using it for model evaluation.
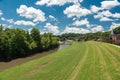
[0,49,57,72]
[0,42,71,72]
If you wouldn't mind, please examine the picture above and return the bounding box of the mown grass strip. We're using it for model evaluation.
[66,43,89,80]
[93,42,119,80]
[97,42,120,80]
[94,42,112,80]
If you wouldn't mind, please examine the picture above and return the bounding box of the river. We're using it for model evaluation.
[58,41,71,50]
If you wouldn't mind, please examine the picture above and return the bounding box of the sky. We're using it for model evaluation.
[0,0,120,35]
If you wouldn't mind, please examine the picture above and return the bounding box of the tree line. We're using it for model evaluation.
[59,32,111,42]
[0,25,59,61]
[59,26,120,44]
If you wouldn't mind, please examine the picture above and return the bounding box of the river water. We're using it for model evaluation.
[58,42,71,50]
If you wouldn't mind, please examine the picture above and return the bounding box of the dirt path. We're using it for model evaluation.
[109,43,120,48]
[22,60,51,78]
[0,49,57,72]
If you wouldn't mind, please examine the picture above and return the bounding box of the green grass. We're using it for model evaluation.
[0,41,120,80]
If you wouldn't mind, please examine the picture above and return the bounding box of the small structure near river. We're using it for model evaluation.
[110,29,120,44]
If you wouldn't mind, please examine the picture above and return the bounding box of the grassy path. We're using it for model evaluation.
[0,41,120,80]
[67,43,89,80]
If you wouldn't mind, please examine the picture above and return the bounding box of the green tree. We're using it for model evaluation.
[11,28,30,57]
[113,26,120,34]
[51,37,59,47]
[0,25,3,32]
[0,26,59,61]
[0,28,12,60]
[30,28,42,51]
[41,33,50,50]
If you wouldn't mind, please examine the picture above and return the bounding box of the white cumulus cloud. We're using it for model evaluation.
[2,24,12,29]
[1,17,14,23]
[94,10,120,21]
[44,23,59,34]
[35,0,83,6]
[90,5,102,13]
[113,13,120,18]
[64,4,91,18]
[101,0,120,9]
[91,25,104,33]
[73,18,90,27]
[0,10,3,16]
[49,15,57,21]
[100,17,113,21]
[14,20,36,26]
[94,10,112,18]
[109,22,120,30]
[62,26,90,34]
[17,5,46,22]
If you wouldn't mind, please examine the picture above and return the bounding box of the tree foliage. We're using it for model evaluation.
[0,25,59,61]
[113,26,120,34]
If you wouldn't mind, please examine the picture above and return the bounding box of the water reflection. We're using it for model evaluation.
[58,42,71,50]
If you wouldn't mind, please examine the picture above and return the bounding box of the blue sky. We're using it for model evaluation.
[0,0,120,35]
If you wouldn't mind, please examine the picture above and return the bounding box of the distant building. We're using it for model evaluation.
[97,36,102,42]
[110,29,120,44]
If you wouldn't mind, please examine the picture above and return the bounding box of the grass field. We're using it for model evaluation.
[0,41,120,80]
